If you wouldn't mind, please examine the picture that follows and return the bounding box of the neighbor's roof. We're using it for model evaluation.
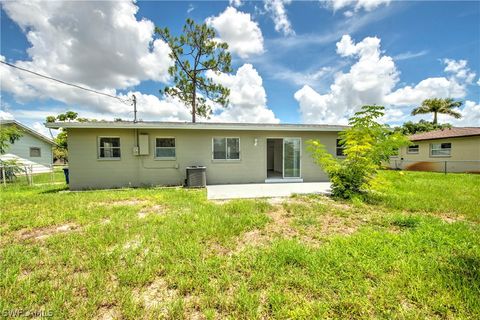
[45,121,348,132]
[1,120,56,145]
[409,127,480,141]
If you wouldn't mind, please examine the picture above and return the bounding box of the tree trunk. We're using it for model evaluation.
[433,111,437,124]
[192,79,196,123]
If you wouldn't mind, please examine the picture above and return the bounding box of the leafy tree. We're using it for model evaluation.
[411,98,462,124]
[45,111,91,163]
[0,125,22,154]
[46,116,56,123]
[307,105,409,199]
[56,113,67,122]
[396,120,452,135]
[47,111,79,123]
[65,111,78,121]
[156,18,232,122]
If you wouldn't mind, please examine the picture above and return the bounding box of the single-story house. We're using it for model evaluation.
[389,127,480,173]
[0,120,55,174]
[45,121,347,190]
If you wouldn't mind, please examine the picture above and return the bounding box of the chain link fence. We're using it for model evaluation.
[0,163,67,186]
[387,159,480,174]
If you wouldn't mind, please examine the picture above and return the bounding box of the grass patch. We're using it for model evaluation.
[1,171,479,318]
[370,170,480,222]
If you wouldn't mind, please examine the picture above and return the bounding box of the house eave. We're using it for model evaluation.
[45,121,349,132]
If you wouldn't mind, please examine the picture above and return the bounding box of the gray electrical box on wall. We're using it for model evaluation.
[138,134,149,155]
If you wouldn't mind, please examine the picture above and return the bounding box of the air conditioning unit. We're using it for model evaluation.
[186,166,206,188]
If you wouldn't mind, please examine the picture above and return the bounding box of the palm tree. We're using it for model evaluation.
[411,98,462,124]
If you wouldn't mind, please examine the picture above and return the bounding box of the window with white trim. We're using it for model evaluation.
[213,138,240,160]
[98,137,121,159]
[336,139,345,156]
[30,147,41,157]
[155,138,176,159]
[430,142,451,156]
[407,145,419,154]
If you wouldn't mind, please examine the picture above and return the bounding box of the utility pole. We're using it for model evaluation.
[132,94,137,123]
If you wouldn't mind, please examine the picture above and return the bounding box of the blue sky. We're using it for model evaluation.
[1,0,479,135]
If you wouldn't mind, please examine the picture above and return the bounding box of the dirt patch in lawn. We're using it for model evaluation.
[225,206,326,254]
[95,304,120,320]
[94,199,150,207]
[436,212,467,224]
[16,223,81,241]
[133,277,179,316]
[123,236,142,250]
[216,199,363,255]
[138,205,166,218]
[316,214,359,236]
[134,278,205,318]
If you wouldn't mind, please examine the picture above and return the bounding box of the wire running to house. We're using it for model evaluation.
[0,60,131,105]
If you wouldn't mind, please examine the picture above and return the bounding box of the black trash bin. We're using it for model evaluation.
[185,166,206,188]
[63,168,69,184]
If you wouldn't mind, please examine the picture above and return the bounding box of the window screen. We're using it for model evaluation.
[213,138,240,160]
[156,138,176,158]
[99,137,121,158]
[431,143,451,156]
[30,147,41,157]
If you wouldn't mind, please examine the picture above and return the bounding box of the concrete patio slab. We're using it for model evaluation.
[207,182,331,200]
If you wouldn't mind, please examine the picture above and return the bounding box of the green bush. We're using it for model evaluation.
[307,105,409,199]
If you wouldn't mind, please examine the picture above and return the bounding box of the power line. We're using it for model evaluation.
[0,60,131,105]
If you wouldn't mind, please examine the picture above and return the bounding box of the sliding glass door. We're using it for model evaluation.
[283,138,301,178]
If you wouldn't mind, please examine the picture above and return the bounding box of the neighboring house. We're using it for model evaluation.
[390,127,480,173]
[45,121,347,190]
[0,120,55,173]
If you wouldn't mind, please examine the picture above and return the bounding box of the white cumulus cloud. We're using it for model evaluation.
[327,0,391,13]
[206,7,264,59]
[207,64,279,123]
[438,100,480,127]
[294,35,477,125]
[264,0,295,36]
[0,110,15,121]
[1,1,172,90]
[295,35,398,124]
[2,1,279,125]
[443,59,476,84]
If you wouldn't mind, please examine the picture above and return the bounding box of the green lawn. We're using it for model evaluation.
[1,171,479,319]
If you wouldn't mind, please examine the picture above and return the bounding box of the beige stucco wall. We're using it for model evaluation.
[67,128,339,190]
[389,136,480,173]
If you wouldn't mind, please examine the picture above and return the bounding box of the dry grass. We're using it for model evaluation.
[138,204,166,218]
[15,222,80,241]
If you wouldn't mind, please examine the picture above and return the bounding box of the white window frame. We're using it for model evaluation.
[29,147,41,157]
[407,144,419,154]
[98,136,121,160]
[430,142,451,157]
[212,137,241,161]
[154,137,176,160]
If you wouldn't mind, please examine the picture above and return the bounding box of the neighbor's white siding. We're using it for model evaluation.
[1,130,53,173]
